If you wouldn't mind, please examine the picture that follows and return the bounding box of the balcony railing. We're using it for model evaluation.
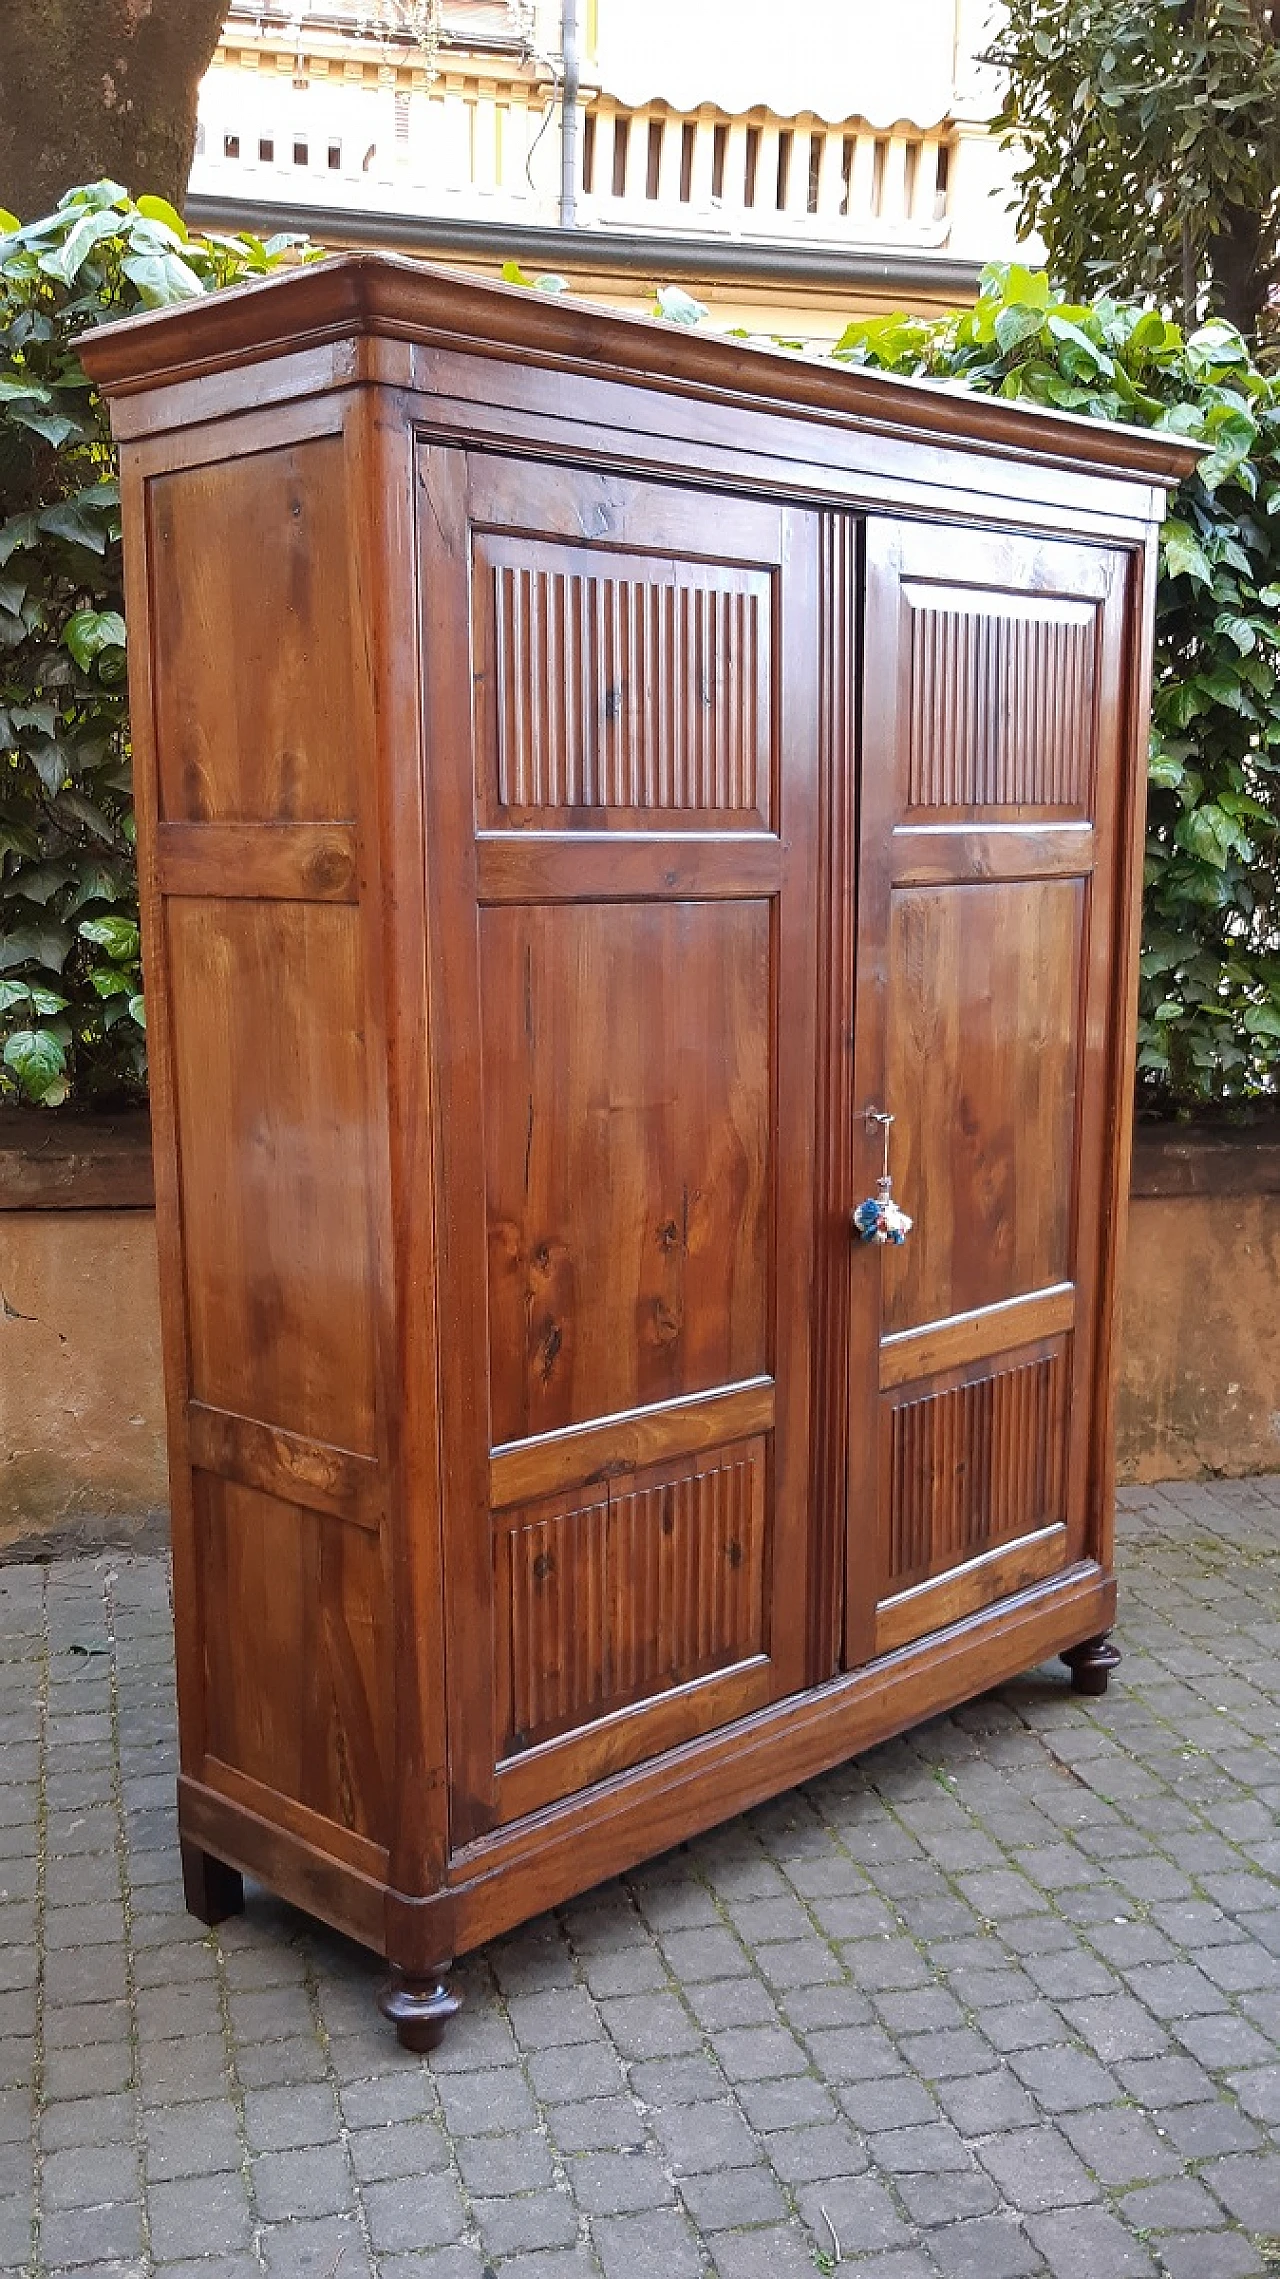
[191,61,954,246]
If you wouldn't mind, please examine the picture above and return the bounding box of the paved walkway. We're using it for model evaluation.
[1,1478,1279,2279]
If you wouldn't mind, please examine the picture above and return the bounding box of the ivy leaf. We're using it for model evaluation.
[87,963,134,999]
[1162,519,1213,583]
[38,499,107,555]
[78,914,139,962]
[63,608,126,668]
[3,1027,66,1102]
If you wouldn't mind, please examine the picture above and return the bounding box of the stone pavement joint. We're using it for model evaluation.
[0,1478,1278,2275]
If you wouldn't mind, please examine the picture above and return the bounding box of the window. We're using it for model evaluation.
[328,141,342,169]
[743,124,759,208]
[934,140,951,218]
[394,90,410,144]
[776,128,792,210]
[871,135,888,216]
[646,116,663,201]
[679,119,694,202]
[610,115,629,199]
[259,136,274,162]
[293,139,308,165]
[581,110,596,194]
[711,122,727,203]
[223,133,240,159]
[807,130,822,214]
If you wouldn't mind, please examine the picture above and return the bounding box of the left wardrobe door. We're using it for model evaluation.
[418,451,821,1845]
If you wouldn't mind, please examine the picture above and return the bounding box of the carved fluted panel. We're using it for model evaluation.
[885,1344,1068,1592]
[906,587,1097,812]
[498,1438,766,1751]
[475,537,774,825]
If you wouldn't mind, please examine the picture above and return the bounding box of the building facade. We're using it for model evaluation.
[187,1,1032,339]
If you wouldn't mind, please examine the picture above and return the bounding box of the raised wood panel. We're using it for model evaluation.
[157,822,358,903]
[480,898,772,1446]
[475,831,782,905]
[891,823,1094,887]
[880,1284,1075,1390]
[883,1338,1070,1596]
[880,878,1082,1337]
[188,1403,383,1531]
[148,438,357,823]
[473,533,774,829]
[167,898,378,1454]
[490,1378,774,1509]
[875,1523,1068,1654]
[495,1436,767,1755]
[905,585,1098,813]
[197,1474,391,1846]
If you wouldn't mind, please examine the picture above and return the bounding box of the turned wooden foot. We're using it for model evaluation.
[180,1837,245,1925]
[377,1968,462,2053]
[1061,1633,1121,1697]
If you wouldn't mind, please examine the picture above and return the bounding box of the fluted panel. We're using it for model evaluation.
[499,1438,766,1751]
[885,1345,1067,1591]
[485,553,772,821]
[906,593,1097,812]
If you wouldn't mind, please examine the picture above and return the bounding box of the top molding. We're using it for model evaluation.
[79,250,1203,492]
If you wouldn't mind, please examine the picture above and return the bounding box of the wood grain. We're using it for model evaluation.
[188,1402,383,1530]
[480,897,773,1446]
[880,878,1082,1336]
[880,1283,1075,1389]
[490,1378,775,1508]
[148,438,357,825]
[166,897,378,1454]
[475,832,782,905]
[197,1474,391,1846]
[157,822,358,902]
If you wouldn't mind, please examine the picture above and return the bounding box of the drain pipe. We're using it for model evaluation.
[559,0,579,229]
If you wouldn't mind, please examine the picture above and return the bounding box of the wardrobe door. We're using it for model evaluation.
[417,452,821,1842]
[846,518,1132,1664]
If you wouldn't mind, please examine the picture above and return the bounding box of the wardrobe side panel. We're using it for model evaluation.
[140,429,394,1863]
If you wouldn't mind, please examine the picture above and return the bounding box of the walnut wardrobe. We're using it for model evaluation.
[82,258,1197,2045]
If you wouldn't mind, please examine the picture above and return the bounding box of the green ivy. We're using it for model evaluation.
[0,181,315,1108]
[833,264,1280,1113]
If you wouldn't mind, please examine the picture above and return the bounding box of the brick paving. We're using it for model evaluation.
[1,1476,1279,2278]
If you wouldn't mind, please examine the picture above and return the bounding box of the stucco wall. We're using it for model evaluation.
[0,1116,1276,1557]
[1115,1128,1280,1485]
[0,1208,168,1557]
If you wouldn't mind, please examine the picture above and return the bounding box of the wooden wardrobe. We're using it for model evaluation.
[83,257,1196,2046]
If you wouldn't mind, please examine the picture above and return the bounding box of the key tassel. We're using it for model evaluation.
[853,1174,913,1246]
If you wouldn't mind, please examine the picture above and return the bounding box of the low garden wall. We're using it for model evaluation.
[1,1111,1276,1557]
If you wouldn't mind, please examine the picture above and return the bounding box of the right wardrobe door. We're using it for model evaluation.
[846,517,1133,1665]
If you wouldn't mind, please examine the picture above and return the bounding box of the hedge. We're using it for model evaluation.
[2,206,1277,1114]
